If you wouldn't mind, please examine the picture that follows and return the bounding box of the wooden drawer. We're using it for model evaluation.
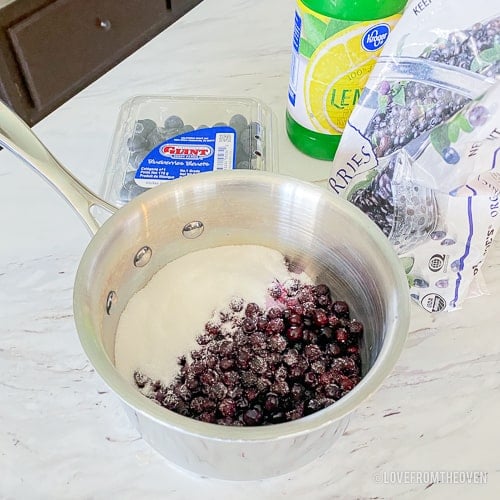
[169,0,203,19]
[7,0,169,113]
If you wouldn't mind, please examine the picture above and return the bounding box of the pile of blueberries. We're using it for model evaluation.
[350,155,437,252]
[133,280,364,426]
[350,157,397,239]
[119,113,265,203]
[365,17,500,160]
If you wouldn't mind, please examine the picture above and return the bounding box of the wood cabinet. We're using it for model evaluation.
[0,0,203,125]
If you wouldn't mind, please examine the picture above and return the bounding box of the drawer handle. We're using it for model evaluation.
[98,19,112,31]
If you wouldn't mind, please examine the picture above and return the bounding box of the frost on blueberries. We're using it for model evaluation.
[133,280,364,427]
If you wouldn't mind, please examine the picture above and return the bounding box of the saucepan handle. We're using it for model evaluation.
[0,100,116,235]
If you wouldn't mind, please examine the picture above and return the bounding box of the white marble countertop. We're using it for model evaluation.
[1,0,499,498]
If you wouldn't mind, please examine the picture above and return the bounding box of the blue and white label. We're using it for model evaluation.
[362,24,390,52]
[159,143,214,160]
[135,127,236,187]
[292,10,302,52]
[287,10,302,107]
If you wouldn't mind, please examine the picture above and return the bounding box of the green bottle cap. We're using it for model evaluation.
[302,0,408,21]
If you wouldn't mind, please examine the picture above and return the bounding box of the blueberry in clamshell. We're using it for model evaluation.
[236,160,251,170]
[119,171,148,202]
[128,150,147,169]
[163,127,181,140]
[229,114,248,132]
[147,127,167,148]
[134,118,157,137]
[164,115,184,129]
[235,147,250,164]
[180,124,195,133]
[122,170,139,186]
[127,134,149,153]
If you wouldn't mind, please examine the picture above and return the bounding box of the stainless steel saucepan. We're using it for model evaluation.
[0,100,410,480]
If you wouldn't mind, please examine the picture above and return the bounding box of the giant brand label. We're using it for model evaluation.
[160,144,214,159]
[134,127,236,187]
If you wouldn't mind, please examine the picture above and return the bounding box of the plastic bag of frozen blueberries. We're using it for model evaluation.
[328,0,500,312]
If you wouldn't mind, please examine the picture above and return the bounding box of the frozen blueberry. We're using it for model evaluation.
[133,370,150,388]
[132,280,364,426]
[332,301,350,318]
[243,406,263,426]
[213,121,228,127]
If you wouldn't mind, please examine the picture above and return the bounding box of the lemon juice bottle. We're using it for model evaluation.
[286,0,408,160]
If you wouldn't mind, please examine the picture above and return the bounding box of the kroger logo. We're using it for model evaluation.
[160,144,213,159]
[362,24,390,52]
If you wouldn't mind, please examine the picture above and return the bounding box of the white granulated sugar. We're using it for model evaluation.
[114,244,312,384]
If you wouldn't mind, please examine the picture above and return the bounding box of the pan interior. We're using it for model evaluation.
[73,171,407,425]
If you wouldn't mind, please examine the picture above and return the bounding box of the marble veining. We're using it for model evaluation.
[1,0,499,497]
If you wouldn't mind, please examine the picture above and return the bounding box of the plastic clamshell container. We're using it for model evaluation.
[100,95,277,206]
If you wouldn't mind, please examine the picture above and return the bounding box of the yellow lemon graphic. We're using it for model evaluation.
[304,21,393,134]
